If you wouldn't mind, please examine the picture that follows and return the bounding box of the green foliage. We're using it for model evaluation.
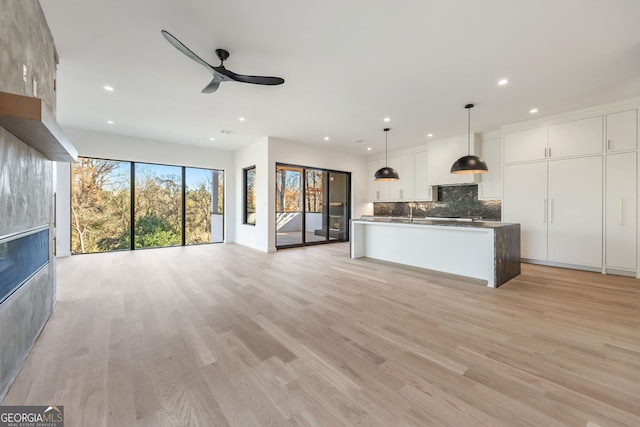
[135,215,180,248]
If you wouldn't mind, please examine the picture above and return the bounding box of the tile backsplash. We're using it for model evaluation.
[373,184,501,220]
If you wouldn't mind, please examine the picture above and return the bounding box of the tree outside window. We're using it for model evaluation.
[244,166,256,225]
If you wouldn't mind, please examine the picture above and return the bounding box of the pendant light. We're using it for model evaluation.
[450,104,488,174]
[374,128,399,181]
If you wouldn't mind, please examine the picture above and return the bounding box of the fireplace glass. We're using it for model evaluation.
[0,227,49,305]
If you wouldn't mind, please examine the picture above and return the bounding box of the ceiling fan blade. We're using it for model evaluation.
[161,30,213,71]
[201,78,221,93]
[214,66,285,85]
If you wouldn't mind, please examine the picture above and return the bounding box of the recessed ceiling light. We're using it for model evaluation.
[107,120,114,124]
[427,133,433,138]
[530,108,539,114]
[324,136,330,141]
[238,117,245,122]
[367,147,372,151]
[498,78,508,86]
[210,137,215,141]
[104,86,114,91]
[354,139,366,144]
[384,117,390,122]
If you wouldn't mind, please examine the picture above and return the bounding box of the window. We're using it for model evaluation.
[71,156,223,254]
[71,158,131,254]
[244,166,256,225]
[186,167,224,245]
[134,163,182,249]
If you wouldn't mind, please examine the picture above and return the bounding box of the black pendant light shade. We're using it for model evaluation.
[373,166,400,181]
[451,104,488,174]
[450,155,489,174]
[374,128,399,181]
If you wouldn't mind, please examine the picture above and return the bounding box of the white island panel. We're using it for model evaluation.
[351,219,521,288]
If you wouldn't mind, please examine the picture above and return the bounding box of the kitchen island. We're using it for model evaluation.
[350,218,520,288]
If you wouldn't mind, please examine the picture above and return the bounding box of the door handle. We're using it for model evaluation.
[607,139,612,151]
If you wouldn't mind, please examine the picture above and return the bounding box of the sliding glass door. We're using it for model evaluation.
[276,164,350,249]
[304,169,326,243]
[328,171,349,241]
[276,166,303,246]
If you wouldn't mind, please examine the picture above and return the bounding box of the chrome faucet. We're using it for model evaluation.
[409,202,414,222]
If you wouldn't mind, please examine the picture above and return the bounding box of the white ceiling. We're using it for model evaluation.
[40,0,640,156]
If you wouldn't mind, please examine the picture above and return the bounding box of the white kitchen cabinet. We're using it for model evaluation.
[606,109,637,152]
[367,159,387,201]
[503,156,603,268]
[606,152,637,271]
[386,154,415,201]
[426,134,477,185]
[387,155,402,200]
[368,154,418,201]
[503,126,547,164]
[503,162,548,260]
[548,116,603,158]
[547,156,603,268]
[478,137,502,199]
[399,154,415,200]
[413,151,432,201]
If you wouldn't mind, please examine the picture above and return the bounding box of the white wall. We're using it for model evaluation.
[268,138,370,251]
[234,137,270,251]
[55,128,236,255]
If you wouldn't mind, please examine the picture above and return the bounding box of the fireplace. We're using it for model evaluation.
[0,226,49,305]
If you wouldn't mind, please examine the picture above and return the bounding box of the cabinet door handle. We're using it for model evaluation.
[543,199,547,223]
[548,147,551,157]
[608,139,612,151]
[549,199,554,223]
[620,198,623,226]
[399,189,403,199]
[544,147,547,158]
[376,190,380,200]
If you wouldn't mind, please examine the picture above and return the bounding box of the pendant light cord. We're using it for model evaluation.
[467,107,471,155]
[385,131,388,166]
[384,128,390,166]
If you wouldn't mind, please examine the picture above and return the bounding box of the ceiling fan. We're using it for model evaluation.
[161,30,285,93]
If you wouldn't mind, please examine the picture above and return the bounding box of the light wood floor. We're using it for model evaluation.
[3,243,640,427]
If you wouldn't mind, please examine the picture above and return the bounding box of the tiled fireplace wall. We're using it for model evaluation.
[374,184,501,220]
[0,1,58,400]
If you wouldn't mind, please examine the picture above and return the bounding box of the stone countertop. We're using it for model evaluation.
[352,217,519,229]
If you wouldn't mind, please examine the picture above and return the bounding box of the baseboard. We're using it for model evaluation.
[521,258,601,273]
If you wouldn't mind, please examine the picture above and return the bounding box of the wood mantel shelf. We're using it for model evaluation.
[0,91,77,162]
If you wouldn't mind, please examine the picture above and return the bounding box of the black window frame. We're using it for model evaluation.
[70,155,224,254]
[243,165,256,225]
